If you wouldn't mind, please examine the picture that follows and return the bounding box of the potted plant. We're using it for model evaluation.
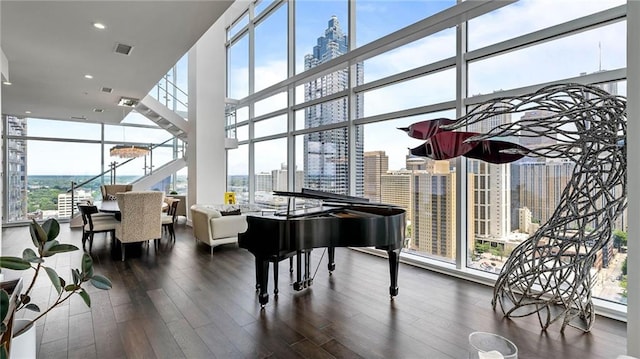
[0,218,112,359]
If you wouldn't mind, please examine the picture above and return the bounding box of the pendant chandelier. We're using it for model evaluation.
[109,144,149,159]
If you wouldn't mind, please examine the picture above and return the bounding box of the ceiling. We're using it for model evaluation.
[1,1,233,124]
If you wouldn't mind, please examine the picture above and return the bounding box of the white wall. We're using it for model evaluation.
[186,1,252,212]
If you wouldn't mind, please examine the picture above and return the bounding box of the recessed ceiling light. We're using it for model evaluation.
[25,111,31,114]
[2,81,11,85]
[84,74,93,79]
[93,22,106,30]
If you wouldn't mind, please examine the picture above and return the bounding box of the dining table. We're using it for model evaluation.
[97,200,120,213]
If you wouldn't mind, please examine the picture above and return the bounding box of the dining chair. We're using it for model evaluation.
[161,198,180,242]
[77,204,119,254]
[115,191,163,261]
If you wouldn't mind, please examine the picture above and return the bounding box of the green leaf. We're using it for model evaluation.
[24,303,40,312]
[64,284,79,292]
[90,275,113,290]
[44,266,62,295]
[82,253,94,278]
[0,256,31,270]
[22,248,43,263]
[0,290,9,323]
[41,218,60,242]
[78,289,91,308]
[41,240,59,257]
[0,322,6,335]
[72,269,80,285]
[30,219,48,246]
[43,244,78,257]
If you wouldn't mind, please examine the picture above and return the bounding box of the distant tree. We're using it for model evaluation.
[475,242,490,254]
[613,229,627,249]
[622,256,627,276]
[489,247,505,260]
[620,275,628,298]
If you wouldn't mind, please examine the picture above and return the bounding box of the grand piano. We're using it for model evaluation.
[238,188,406,306]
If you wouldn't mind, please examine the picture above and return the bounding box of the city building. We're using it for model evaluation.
[411,169,456,259]
[271,163,304,192]
[467,110,512,241]
[518,160,574,225]
[4,116,27,222]
[56,190,93,219]
[255,172,272,192]
[364,150,388,201]
[380,170,412,219]
[303,16,364,196]
[518,207,533,234]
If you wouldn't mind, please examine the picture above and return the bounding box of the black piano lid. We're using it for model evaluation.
[272,188,400,208]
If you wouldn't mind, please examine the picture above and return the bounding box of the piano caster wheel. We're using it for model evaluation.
[389,287,399,297]
[293,282,303,291]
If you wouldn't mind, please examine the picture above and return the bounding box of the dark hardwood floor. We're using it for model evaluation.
[1,223,627,359]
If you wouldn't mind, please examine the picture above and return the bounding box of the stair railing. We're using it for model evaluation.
[67,136,186,219]
[154,74,188,111]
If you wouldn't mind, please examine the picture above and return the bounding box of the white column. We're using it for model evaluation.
[1,1,5,243]
[626,1,639,356]
[187,20,227,212]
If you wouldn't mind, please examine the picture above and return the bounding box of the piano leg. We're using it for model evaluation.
[387,248,401,298]
[272,258,279,295]
[255,256,270,306]
[327,246,336,273]
[304,250,312,287]
[294,250,303,291]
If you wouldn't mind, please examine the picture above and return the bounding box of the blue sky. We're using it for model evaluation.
[23,0,626,175]
[228,0,626,175]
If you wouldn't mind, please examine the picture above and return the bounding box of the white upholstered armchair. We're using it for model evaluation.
[115,191,163,261]
[190,204,248,255]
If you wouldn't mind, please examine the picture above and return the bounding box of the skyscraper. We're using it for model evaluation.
[5,116,28,222]
[364,151,388,201]
[303,16,364,196]
[381,170,412,219]
[468,108,512,241]
[412,168,457,259]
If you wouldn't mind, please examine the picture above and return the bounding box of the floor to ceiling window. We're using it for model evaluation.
[225,0,628,308]
[3,115,184,224]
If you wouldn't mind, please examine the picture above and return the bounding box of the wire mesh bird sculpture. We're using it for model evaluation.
[400,83,626,332]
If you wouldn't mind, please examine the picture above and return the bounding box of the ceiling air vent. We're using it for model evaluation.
[71,116,87,120]
[93,108,104,113]
[101,87,113,93]
[114,43,133,56]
